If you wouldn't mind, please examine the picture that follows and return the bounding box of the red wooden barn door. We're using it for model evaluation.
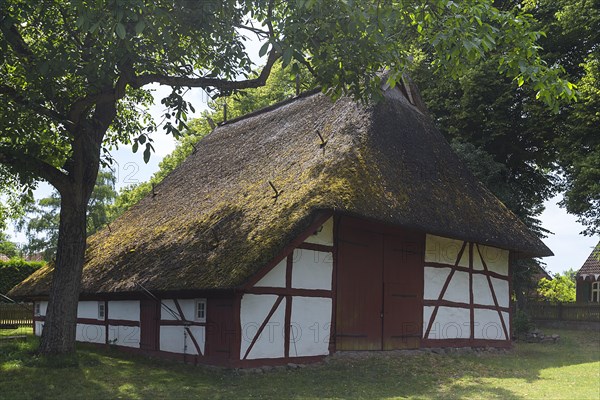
[336,222,383,350]
[140,299,159,351]
[336,217,424,351]
[382,233,424,350]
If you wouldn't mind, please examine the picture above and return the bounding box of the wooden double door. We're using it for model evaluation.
[336,217,425,350]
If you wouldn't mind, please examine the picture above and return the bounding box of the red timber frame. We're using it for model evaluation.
[233,211,336,367]
[422,241,512,348]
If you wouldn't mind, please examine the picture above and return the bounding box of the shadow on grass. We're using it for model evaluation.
[1,328,598,400]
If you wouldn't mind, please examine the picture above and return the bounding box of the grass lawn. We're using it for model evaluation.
[1,328,598,400]
[0,326,32,337]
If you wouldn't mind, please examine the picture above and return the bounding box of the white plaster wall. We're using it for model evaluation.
[77,301,100,319]
[160,326,205,355]
[303,218,333,246]
[472,274,495,306]
[254,258,286,288]
[76,324,105,344]
[292,249,333,290]
[240,294,285,360]
[108,300,140,321]
[289,296,332,357]
[425,235,468,267]
[491,278,510,308]
[423,267,452,300]
[442,271,470,304]
[474,309,507,340]
[160,299,196,321]
[478,245,509,276]
[34,321,44,336]
[426,306,470,339]
[108,325,140,348]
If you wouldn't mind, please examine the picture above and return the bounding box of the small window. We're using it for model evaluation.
[195,299,206,322]
[592,282,600,303]
[98,302,106,320]
[34,302,41,316]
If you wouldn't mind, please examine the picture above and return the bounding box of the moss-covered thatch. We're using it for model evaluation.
[10,87,551,298]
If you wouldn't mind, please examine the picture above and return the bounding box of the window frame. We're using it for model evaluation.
[591,282,600,303]
[195,299,207,322]
[98,301,106,321]
[34,302,41,316]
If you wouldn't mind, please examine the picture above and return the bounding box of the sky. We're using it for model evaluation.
[539,196,598,274]
[3,33,598,276]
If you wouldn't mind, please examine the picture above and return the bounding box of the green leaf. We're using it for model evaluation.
[258,42,270,58]
[76,15,86,28]
[143,146,151,163]
[135,20,146,35]
[282,47,293,66]
[132,141,139,153]
[116,23,126,39]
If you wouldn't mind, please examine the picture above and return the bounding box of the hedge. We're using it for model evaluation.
[0,259,45,297]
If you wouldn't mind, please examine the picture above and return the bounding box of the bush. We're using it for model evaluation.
[513,309,534,337]
[537,274,576,303]
[0,259,44,296]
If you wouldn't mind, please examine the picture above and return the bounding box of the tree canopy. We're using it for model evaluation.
[0,231,19,259]
[16,171,117,262]
[412,0,599,236]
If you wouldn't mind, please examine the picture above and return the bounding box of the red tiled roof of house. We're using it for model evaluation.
[577,241,600,276]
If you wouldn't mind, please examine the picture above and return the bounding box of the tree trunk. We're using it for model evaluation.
[38,192,89,354]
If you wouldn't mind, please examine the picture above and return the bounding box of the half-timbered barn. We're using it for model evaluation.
[10,82,552,367]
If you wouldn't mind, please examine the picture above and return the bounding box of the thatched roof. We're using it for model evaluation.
[577,241,600,279]
[11,86,552,298]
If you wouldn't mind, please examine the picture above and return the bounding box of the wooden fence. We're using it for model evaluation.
[528,302,600,322]
[0,303,33,328]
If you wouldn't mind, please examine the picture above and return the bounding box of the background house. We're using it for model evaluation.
[576,242,600,302]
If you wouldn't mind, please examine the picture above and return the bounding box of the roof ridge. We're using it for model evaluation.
[218,88,323,128]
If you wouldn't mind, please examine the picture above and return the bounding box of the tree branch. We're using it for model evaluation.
[0,146,70,193]
[68,88,113,125]
[132,49,280,91]
[0,84,74,128]
[70,0,280,121]
[0,15,33,60]
[68,59,133,128]
[236,24,270,39]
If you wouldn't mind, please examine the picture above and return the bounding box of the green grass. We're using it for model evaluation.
[1,328,598,400]
[0,326,32,337]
